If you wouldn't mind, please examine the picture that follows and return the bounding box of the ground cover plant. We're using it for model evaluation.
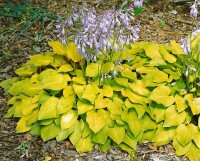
[0,0,200,161]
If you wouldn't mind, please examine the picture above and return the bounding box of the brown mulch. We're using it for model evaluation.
[0,0,198,161]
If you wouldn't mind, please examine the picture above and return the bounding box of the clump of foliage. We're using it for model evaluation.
[1,38,200,160]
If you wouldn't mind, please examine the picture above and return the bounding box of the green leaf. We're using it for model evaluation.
[0,77,18,91]
[164,105,186,127]
[30,53,54,66]
[173,138,192,156]
[121,109,142,137]
[107,98,123,116]
[152,124,176,146]
[16,117,31,133]
[119,143,135,155]
[149,85,174,107]
[75,134,94,153]
[77,100,94,115]
[50,55,66,67]
[56,121,79,142]
[82,84,99,104]
[30,122,41,136]
[176,124,198,147]
[86,63,99,77]
[109,124,125,145]
[134,7,143,16]
[151,104,166,123]
[48,41,66,55]
[61,110,78,130]
[148,57,167,66]
[38,97,59,120]
[86,109,107,133]
[92,125,109,144]
[58,64,73,72]
[73,84,85,98]
[41,122,60,141]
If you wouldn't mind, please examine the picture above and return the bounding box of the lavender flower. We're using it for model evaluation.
[133,0,143,8]
[190,3,198,18]
[180,38,191,54]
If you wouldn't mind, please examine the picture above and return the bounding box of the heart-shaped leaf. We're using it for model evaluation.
[86,63,99,77]
[109,125,125,145]
[58,64,73,72]
[149,85,174,107]
[86,109,107,133]
[92,125,109,144]
[48,41,66,55]
[75,134,94,153]
[173,138,192,156]
[16,117,31,133]
[61,110,78,130]
[77,100,94,114]
[41,122,60,141]
[30,53,54,66]
[38,97,59,120]
[185,142,200,161]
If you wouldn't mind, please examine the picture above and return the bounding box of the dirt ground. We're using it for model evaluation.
[0,0,199,161]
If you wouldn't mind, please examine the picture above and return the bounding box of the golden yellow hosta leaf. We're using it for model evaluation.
[173,138,192,156]
[15,64,37,76]
[16,117,31,133]
[152,124,176,146]
[175,94,188,113]
[188,98,200,115]
[72,77,86,85]
[99,138,111,152]
[185,143,200,161]
[56,120,78,142]
[77,100,94,114]
[86,63,99,77]
[121,109,142,137]
[30,53,54,66]
[92,125,109,144]
[95,94,111,109]
[193,132,200,148]
[101,62,114,74]
[123,134,137,149]
[164,105,186,127]
[69,120,85,145]
[142,114,157,131]
[141,42,162,59]
[121,68,137,81]
[63,86,74,97]
[102,85,113,97]
[175,124,198,147]
[170,40,184,55]
[82,84,99,104]
[65,42,83,62]
[86,109,107,133]
[38,96,59,120]
[109,125,125,145]
[160,46,177,63]
[75,134,94,153]
[41,122,60,141]
[48,41,66,55]
[58,64,73,72]
[57,95,75,115]
[128,80,150,96]
[61,110,78,130]
[73,84,85,98]
[153,71,169,83]
[149,85,174,107]
[26,109,39,125]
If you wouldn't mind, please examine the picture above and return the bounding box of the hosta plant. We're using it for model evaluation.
[1,40,200,161]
